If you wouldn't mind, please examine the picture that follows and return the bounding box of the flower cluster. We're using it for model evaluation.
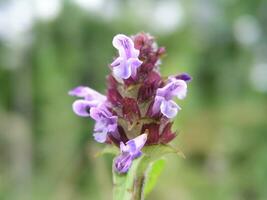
[69,33,191,173]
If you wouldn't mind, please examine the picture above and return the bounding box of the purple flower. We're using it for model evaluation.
[111,34,142,79]
[69,86,106,117]
[152,78,187,118]
[114,134,147,173]
[90,105,118,143]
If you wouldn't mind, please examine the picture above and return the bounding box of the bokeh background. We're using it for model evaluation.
[1,0,267,199]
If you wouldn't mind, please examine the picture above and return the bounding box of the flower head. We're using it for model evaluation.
[69,32,191,173]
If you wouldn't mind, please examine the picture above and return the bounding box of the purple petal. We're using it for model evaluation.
[112,34,139,59]
[115,134,147,173]
[152,96,164,115]
[160,100,181,118]
[157,79,187,100]
[90,105,116,122]
[90,106,106,121]
[128,57,142,78]
[107,117,118,132]
[72,100,92,117]
[125,140,137,153]
[129,134,147,152]
[112,59,131,79]
[114,153,133,174]
[173,80,187,99]
[90,105,118,143]
[68,86,90,97]
[120,134,147,156]
[70,86,108,118]
[110,57,123,68]
[69,86,105,100]
[93,131,108,143]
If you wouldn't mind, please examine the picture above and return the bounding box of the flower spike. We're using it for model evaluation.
[69,32,191,174]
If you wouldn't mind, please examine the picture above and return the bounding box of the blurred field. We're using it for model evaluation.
[1,0,267,200]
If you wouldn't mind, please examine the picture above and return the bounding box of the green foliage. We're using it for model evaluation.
[143,159,166,198]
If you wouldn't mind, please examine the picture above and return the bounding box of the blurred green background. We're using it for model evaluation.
[1,0,267,199]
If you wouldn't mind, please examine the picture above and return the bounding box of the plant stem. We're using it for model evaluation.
[132,175,145,200]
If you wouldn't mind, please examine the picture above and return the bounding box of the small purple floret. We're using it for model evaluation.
[115,134,147,173]
[69,86,117,143]
[90,105,118,143]
[152,78,187,118]
[111,34,142,79]
[69,86,106,117]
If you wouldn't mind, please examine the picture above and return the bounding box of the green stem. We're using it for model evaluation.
[132,175,145,200]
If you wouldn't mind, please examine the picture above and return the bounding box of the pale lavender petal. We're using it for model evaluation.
[72,100,93,117]
[112,34,137,59]
[110,57,123,68]
[171,79,187,99]
[68,86,90,97]
[93,131,108,143]
[160,100,181,118]
[107,116,118,132]
[90,106,103,121]
[152,96,164,115]
[128,57,142,78]
[125,140,137,153]
[90,105,111,121]
[94,120,106,132]
[69,86,106,107]
[112,59,131,79]
[157,79,187,100]
[69,86,105,100]
[114,153,133,174]
[128,134,147,152]
[90,105,118,143]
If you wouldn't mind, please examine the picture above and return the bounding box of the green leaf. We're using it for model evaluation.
[143,159,166,198]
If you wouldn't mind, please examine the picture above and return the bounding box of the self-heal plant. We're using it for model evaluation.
[69,33,191,200]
